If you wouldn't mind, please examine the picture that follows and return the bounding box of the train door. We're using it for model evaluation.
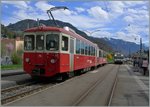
[70,37,74,71]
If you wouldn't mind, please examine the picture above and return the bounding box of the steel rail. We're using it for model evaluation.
[1,82,55,105]
[71,65,118,106]
[107,65,120,106]
[1,81,36,93]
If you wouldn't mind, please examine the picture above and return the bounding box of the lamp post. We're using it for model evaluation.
[128,24,143,66]
[84,29,101,36]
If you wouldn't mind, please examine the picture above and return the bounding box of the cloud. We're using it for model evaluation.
[2,1,28,9]
[123,7,149,27]
[35,1,54,12]
[75,7,85,13]
[123,1,147,7]
[1,1,149,46]
[88,6,109,21]
[124,16,134,23]
[109,1,125,14]
[92,31,113,38]
[114,32,140,43]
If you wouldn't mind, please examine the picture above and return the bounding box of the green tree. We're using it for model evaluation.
[11,52,21,64]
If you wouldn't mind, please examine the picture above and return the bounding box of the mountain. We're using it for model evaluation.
[3,19,148,55]
[1,24,15,38]
[6,19,113,52]
[104,38,148,56]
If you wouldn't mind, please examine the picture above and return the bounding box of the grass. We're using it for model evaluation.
[1,64,23,70]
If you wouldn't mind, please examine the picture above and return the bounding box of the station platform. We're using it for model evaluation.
[5,64,117,106]
[1,69,24,77]
[4,64,149,106]
[1,69,30,89]
[111,64,149,106]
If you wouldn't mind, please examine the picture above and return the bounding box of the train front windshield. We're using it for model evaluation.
[24,35,35,51]
[24,34,59,51]
[114,56,124,59]
[36,35,44,50]
[46,34,59,51]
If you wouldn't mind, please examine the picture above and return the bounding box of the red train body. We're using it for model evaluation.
[23,26,108,78]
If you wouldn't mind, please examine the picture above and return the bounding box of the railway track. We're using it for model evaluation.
[2,64,118,106]
[107,65,120,106]
[1,67,97,105]
[71,65,120,106]
[1,81,56,105]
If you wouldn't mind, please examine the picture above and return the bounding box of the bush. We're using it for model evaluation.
[11,52,21,64]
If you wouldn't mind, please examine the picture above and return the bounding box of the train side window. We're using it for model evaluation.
[62,36,68,51]
[88,45,90,56]
[103,52,106,57]
[91,46,93,56]
[86,44,89,55]
[96,50,97,56]
[84,43,86,55]
[85,43,88,55]
[76,39,80,54]
[84,42,86,55]
[93,47,95,56]
[81,41,84,55]
[90,46,92,56]
[99,50,102,57]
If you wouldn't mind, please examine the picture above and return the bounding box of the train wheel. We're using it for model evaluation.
[74,70,81,76]
[57,73,68,82]
[68,71,74,78]
[31,76,39,80]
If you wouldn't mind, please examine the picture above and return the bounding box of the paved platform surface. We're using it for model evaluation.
[5,64,118,106]
[111,64,149,106]
[1,74,31,89]
[3,64,149,106]
[1,69,24,77]
[1,69,31,89]
[1,80,17,89]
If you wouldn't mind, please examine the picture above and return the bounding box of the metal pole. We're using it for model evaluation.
[47,6,68,27]
[37,18,40,27]
[49,11,59,27]
[140,38,142,53]
[140,38,142,67]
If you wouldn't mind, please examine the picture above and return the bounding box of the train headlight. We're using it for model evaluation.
[50,59,56,64]
[25,58,30,63]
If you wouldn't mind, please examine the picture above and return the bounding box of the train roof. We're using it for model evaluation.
[24,26,98,47]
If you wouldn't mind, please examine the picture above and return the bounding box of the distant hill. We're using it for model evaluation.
[6,19,113,52]
[1,24,15,38]
[104,38,148,56]
[2,19,148,55]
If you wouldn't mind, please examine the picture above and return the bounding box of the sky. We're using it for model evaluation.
[1,0,149,46]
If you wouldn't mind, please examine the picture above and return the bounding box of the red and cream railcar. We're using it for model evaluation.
[23,26,100,78]
[97,49,108,66]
